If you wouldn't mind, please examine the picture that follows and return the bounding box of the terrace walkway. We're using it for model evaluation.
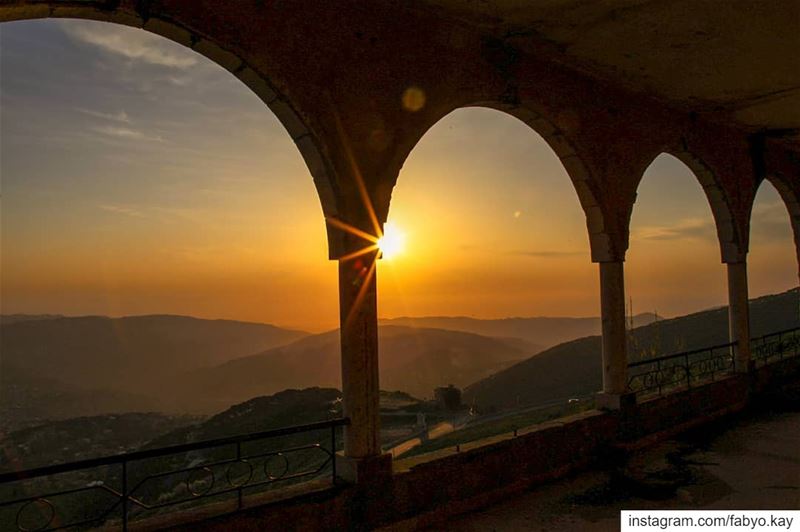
[432,392,800,531]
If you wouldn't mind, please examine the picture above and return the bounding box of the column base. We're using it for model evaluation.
[335,453,392,484]
[595,391,636,411]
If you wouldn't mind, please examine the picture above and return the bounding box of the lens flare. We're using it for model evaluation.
[377,223,406,260]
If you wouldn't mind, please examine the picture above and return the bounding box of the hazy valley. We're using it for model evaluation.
[1,288,797,470]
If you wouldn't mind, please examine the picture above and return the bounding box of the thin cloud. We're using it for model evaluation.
[633,217,717,241]
[62,22,198,69]
[99,204,146,218]
[98,203,203,223]
[751,201,794,242]
[76,108,130,123]
[151,206,205,223]
[166,76,191,86]
[92,125,164,142]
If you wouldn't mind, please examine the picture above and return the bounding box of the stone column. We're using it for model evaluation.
[336,251,391,481]
[726,261,751,372]
[596,261,631,409]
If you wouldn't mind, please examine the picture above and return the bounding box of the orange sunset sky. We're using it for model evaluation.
[1,20,797,332]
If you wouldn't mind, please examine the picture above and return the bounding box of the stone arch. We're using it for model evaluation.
[635,148,743,264]
[389,101,612,262]
[0,3,342,247]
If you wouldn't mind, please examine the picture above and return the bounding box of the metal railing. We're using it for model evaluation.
[0,418,348,531]
[751,327,800,367]
[627,341,738,397]
[627,326,800,397]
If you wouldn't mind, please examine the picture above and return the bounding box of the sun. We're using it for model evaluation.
[377,223,406,260]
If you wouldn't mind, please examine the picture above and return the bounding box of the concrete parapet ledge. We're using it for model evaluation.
[335,452,393,484]
[595,391,636,411]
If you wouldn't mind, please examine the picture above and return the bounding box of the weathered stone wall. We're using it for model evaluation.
[620,375,750,444]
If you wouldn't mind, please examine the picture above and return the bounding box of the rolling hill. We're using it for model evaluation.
[5,289,796,424]
[463,288,800,410]
[0,389,349,526]
[0,314,64,325]
[146,388,344,450]
[379,312,659,352]
[1,314,308,393]
[1,388,428,473]
[0,412,200,472]
[1,367,164,432]
[161,326,531,413]
[1,315,308,428]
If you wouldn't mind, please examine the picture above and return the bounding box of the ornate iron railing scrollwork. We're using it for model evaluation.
[225,459,253,489]
[627,341,737,397]
[751,327,800,367]
[0,418,348,531]
[16,498,54,532]
[627,326,800,398]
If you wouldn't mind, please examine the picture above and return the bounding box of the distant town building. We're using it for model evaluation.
[434,385,462,411]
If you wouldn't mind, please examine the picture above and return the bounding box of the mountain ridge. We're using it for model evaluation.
[158,325,533,413]
[379,312,659,351]
[463,288,800,409]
